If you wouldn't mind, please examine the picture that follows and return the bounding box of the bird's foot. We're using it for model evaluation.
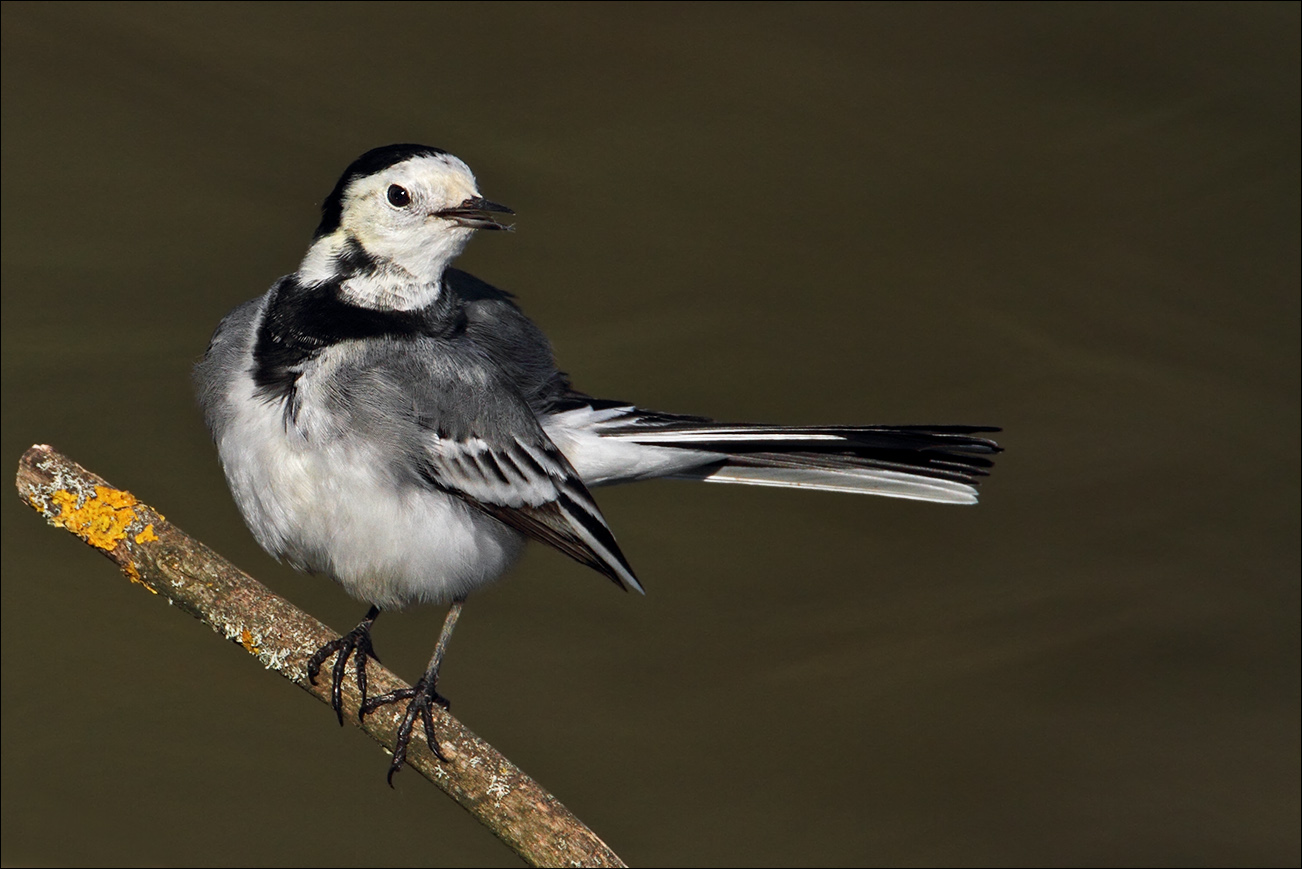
[361,673,451,785]
[306,606,382,725]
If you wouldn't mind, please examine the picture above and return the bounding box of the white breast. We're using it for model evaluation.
[214,355,525,610]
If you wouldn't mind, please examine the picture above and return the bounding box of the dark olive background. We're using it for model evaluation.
[2,3,1298,866]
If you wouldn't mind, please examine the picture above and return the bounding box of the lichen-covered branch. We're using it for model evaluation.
[15,444,626,869]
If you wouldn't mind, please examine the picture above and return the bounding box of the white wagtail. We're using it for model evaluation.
[195,144,1001,782]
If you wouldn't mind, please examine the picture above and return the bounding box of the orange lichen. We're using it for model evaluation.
[134,524,159,544]
[48,486,145,551]
[122,563,158,594]
[240,629,261,654]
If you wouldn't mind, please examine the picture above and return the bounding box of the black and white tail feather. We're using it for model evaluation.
[548,396,997,495]
[526,399,1000,588]
[594,407,994,498]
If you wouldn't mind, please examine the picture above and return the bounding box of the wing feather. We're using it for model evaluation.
[421,431,642,592]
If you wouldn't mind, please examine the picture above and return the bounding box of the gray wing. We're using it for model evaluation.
[444,268,576,412]
[332,336,643,593]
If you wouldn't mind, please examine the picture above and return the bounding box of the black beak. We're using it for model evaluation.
[433,196,515,231]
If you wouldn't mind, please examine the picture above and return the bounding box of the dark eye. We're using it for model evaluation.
[386,184,411,207]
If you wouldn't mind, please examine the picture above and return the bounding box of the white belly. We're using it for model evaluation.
[216,376,524,610]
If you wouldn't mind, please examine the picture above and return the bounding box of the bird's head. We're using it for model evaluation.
[299,144,513,297]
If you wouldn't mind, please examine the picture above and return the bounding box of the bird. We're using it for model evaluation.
[195,143,1001,783]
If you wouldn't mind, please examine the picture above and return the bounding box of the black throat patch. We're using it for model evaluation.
[252,270,464,403]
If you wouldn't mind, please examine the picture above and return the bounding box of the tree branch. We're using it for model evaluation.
[15,444,626,868]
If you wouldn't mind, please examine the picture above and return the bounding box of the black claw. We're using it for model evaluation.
[306,608,381,725]
[319,600,462,784]
[418,700,439,754]
[363,674,451,784]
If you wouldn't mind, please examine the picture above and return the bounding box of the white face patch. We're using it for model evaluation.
[299,153,494,308]
[341,154,483,272]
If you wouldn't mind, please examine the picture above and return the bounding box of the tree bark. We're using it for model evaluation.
[15,443,626,868]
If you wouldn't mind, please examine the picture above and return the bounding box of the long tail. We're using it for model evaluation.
[546,401,1002,505]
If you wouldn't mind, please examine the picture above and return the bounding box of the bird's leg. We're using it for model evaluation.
[361,597,465,785]
[306,605,382,725]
